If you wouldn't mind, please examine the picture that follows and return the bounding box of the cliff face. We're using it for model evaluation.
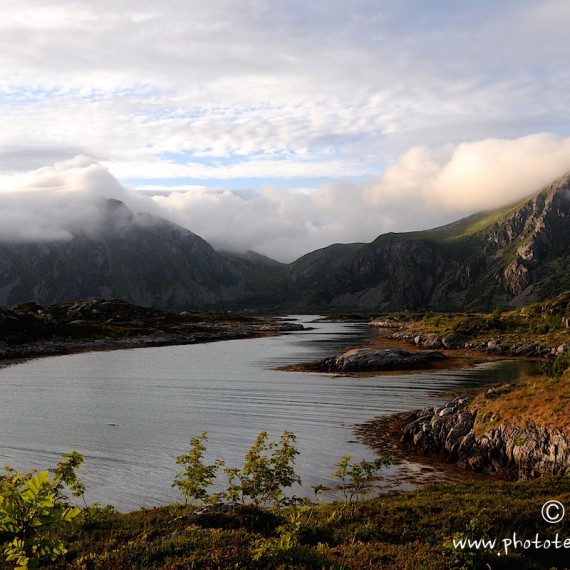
[300,173,570,311]
[400,395,570,480]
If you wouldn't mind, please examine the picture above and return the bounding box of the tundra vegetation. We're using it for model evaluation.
[2,430,570,568]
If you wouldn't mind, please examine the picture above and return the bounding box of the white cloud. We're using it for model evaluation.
[2,134,570,260]
[151,134,570,260]
[0,156,160,241]
[1,1,570,188]
[2,2,570,260]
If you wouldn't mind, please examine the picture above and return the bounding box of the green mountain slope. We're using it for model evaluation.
[297,172,570,311]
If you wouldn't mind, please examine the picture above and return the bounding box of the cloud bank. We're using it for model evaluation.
[2,134,570,261]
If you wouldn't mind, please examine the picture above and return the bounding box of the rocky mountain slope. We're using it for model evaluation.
[1,172,569,311]
[299,171,570,311]
[0,199,246,309]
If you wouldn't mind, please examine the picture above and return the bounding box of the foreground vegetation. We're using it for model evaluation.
[3,431,570,569]
[4,477,570,569]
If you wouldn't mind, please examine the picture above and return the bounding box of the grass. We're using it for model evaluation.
[470,369,570,436]
[3,478,570,569]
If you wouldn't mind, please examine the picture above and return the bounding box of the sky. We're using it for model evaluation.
[1,0,570,261]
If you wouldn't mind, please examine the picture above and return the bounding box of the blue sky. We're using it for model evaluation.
[1,0,570,260]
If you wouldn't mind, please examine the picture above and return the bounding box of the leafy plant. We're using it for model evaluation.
[332,455,390,514]
[51,451,86,506]
[0,453,85,570]
[172,432,224,505]
[542,352,570,378]
[225,431,301,508]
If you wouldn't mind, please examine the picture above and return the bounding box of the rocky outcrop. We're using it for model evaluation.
[297,172,570,311]
[310,347,446,373]
[391,328,554,357]
[401,394,570,480]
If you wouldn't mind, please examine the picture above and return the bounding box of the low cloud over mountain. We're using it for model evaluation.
[2,133,570,261]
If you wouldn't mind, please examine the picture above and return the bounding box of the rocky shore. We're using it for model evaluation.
[0,298,304,364]
[371,318,570,358]
[399,391,570,480]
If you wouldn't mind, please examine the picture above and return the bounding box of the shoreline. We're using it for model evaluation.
[0,310,306,370]
[354,411,493,487]
[0,315,543,491]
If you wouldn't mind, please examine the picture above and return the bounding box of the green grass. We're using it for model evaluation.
[4,478,570,569]
[391,294,570,349]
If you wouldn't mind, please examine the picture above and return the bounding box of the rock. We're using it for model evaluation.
[441,333,466,349]
[487,338,502,351]
[557,343,570,354]
[369,319,404,329]
[414,334,444,349]
[513,343,539,356]
[400,397,570,480]
[195,502,240,515]
[316,347,446,372]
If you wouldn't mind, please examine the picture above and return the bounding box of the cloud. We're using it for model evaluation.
[1,1,570,190]
[152,133,570,260]
[2,134,570,261]
[373,133,570,212]
[0,156,160,242]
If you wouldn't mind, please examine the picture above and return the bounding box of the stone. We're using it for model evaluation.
[400,397,570,480]
[316,347,446,372]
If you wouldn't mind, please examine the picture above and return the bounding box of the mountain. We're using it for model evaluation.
[299,172,570,311]
[0,199,246,309]
[1,173,569,312]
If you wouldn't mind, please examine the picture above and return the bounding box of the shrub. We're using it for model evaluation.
[0,452,85,569]
[332,455,390,515]
[225,431,301,508]
[172,432,224,505]
[542,352,570,378]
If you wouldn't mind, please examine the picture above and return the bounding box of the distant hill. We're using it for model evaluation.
[1,173,569,312]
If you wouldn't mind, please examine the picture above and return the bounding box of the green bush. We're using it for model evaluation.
[172,432,224,505]
[0,452,85,569]
[542,352,570,377]
[225,431,301,509]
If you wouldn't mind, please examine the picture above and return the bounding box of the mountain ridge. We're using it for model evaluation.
[289,171,570,311]
[0,173,569,311]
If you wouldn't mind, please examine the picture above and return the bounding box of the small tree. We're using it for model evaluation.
[332,454,390,514]
[0,452,85,570]
[172,432,224,505]
[51,451,86,505]
[225,431,301,508]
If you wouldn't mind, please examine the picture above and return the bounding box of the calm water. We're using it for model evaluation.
[0,317,538,510]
